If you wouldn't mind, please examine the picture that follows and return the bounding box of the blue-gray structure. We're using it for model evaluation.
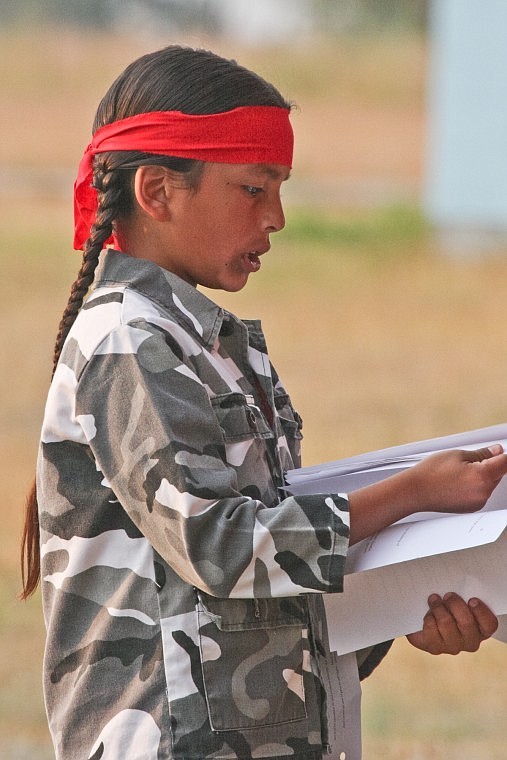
[424,0,507,242]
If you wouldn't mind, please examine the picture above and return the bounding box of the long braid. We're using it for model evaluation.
[21,156,125,598]
[52,156,124,375]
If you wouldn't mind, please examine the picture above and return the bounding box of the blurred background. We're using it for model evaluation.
[1,1,506,758]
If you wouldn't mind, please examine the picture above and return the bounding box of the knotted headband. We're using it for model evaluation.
[73,105,293,250]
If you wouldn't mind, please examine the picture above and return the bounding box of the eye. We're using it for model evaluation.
[243,185,263,197]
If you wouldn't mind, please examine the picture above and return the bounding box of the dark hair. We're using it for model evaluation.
[21,45,290,599]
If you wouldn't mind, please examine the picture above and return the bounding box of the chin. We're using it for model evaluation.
[203,275,249,293]
[224,282,248,293]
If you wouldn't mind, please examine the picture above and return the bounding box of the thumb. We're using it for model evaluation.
[486,443,504,457]
[478,445,507,479]
[466,444,504,462]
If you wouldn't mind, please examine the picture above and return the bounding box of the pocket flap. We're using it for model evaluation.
[211,392,273,441]
[197,592,307,631]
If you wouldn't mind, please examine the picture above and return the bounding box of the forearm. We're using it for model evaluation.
[347,467,422,545]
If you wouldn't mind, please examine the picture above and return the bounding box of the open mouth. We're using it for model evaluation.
[246,251,261,271]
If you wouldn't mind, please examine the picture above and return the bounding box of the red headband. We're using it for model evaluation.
[73,105,293,250]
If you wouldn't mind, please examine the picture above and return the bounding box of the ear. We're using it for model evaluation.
[133,165,180,222]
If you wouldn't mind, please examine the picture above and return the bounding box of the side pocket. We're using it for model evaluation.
[273,390,303,471]
[196,593,308,732]
[274,391,303,442]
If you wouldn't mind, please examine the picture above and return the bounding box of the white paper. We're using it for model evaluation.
[286,422,507,488]
[284,423,507,654]
[494,614,507,644]
[346,510,507,572]
[324,525,507,655]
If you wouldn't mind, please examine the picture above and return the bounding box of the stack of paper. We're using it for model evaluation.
[285,423,507,655]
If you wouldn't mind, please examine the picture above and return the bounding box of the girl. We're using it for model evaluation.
[21,45,507,760]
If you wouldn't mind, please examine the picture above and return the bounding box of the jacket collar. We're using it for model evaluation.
[94,249,225,349]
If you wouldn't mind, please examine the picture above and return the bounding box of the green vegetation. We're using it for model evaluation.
[282,204,429,248]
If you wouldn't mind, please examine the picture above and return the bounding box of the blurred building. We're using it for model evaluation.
[204,0,313,43]
[424,0,507,251]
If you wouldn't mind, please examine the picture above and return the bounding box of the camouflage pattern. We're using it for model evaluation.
[37,250,390,759]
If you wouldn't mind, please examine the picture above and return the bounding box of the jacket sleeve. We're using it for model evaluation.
[73,321,351,600]
[356,640,394,680]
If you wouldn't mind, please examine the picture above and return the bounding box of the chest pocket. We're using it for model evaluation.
[196,592,308,732]
[211,392,273,442]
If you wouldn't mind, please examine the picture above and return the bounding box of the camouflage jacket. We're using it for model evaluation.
[38,250,391,760]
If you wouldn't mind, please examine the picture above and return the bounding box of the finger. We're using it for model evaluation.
[465,444,503,463]
[428,593,465,655]
[406,606,443,654]
[473,446,498,461]
[479,450,507,479]
[463,445,507,489]
[468,597,499,638]
[408,594,496,655]
[441,592,483,652]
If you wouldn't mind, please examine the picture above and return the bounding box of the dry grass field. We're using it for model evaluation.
[1,24,507,759]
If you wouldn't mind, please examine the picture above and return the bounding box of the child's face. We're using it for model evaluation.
[159,162,289,291]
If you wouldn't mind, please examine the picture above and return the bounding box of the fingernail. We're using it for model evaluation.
[488,444,503,455]
[469,597,479,608]
[429,594,442,606]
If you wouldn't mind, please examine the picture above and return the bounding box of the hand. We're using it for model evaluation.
[406,593,498,655]
[409,444,507,514]
[348,444,507,545]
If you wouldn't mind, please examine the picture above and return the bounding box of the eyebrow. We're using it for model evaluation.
[255,164,292,181]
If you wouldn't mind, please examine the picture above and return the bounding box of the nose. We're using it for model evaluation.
[264,193,285,234]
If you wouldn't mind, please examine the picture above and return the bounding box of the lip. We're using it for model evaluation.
[246,244,270,258]
[241,244,270,274]
[244,251,261,273]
